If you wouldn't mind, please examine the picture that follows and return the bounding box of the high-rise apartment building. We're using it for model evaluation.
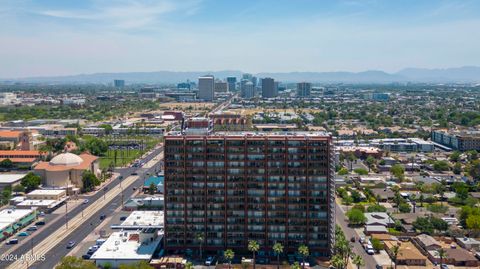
[198,76,215,101]
[164,132,335,259]
[261,77,277,98]
[227,77,237,92]
[297,82,312,97]
[241,81,255,99]
[114,79,125,88]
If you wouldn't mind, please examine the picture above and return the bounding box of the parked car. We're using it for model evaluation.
[87,245,99,254]
[82,254,91,260]
[205,256,216,266]
[7,238,18,245]
[100,214,106,220]
[359,236,366,244]
[18,232,29,236]
[350,236,356,242]
[440,265,449,269]
[66,241,76,249]
[120,216,127,221]
[27,226,38,231]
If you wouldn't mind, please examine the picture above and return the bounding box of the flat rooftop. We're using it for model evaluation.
[166,131,331,139]
[27,189,66,196]
[90,230,162,261]
[0,173,27,184]
[116,211,164,229]
[0,208,34,229]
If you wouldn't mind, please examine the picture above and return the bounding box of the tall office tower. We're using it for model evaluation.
[242,73,253,81]
[227,77,237,92]
[164,133,335,259]
[261,77,277,98]
[251,76,258,87]
[114,79,125,88]
[297,82,312,97]
[198,75,215,101]
[241,81,255,99]
[214,80,229,92]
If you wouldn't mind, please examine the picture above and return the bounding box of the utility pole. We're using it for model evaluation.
[65,198,68,229]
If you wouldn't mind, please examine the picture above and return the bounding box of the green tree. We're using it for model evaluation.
[352,254,364,269]
[449,151,461,162]
[346,208,367,225]
[466,214,480,233]
[469,160,480,180]
[398,203,411,213]
[248,240,260,269]
[298,244,309,269]
[12,184,25,193]
[453,162,462,175]
[353,168,368,175]
[437,248,448,268]
[149,182,156,195]
[290,261,302,269]
[224,249,235,269]
[99,124,114,135]
[55,256,97,269]
[273,242,284,269]
[337,167,349,175]
[0,158,14,169]
[365,156,376,172]
[390,164,405,180]
[185,262,193,269]
[367,204,387,212]
[196,233,204,259]
[82,170,100,193]
[433,160,450,172]
[390,244,400,269]
[331,255,345,269]
[21,172,42,192]
[83,137,109,156]
[1,186,12,205]
[371,238,384,253]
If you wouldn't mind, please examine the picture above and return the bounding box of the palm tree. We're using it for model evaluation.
[196,233,204,259]
[331,254,345,269]
[298,244,309,269]
[390,244,400,269]
[352,254,364,269]
[290,262,301,269]
[224,249,235,269]
[248,240,260,269]
[273,242,284,269]
[437,248,448,267]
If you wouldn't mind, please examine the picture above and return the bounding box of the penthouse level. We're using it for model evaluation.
[163,132,335,259]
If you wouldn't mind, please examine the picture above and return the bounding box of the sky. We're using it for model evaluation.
[1,0,480,78]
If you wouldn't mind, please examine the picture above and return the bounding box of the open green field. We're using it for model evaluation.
[99,149,143,169]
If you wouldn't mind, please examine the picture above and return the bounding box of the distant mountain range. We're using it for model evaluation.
[3,66,480,84]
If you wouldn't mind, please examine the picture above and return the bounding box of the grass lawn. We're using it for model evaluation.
[99,149,143,169]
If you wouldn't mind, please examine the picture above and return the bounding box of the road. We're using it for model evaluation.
[0,146,164,269]
[335,200,377,269]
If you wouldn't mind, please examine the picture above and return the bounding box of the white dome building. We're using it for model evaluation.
[34,153,100,191]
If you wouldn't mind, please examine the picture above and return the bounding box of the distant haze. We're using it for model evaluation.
[3,66,480,84]
[1,1,480,78]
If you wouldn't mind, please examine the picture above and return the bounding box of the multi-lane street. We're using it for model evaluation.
[335,200,377,269]
[0,146,164,269]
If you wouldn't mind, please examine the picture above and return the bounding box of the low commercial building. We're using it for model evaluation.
[0,173,27,190]
[432,129,480,151]
[0,208,36,241]
[370,138,434,152]
[0,150,45,166]
[90,228,163,268]
[26,189,66,200]
[111,211,164,230]
[123,196,164,211]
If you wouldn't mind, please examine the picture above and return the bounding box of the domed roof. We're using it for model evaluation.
[49,152,83,166]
